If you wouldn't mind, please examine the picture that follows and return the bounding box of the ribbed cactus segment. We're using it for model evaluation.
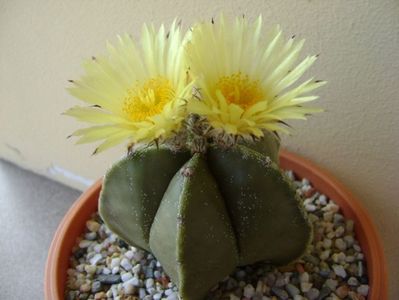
[99,146,190,251]
[242,131,280,164]
[208,145,311,265]
[149,154,238,300]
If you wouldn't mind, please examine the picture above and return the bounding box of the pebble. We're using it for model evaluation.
[80,283,91,293]
[305,288,320,300]
[335,238,347,251]
[271,287,288,300]
[84,265,97,275]
[89,253,103,265]
[357,284,369,296]
[285,283,300,297]
[94,292,106,299]
[332,265,347,278]
[325,279,338,290]
[121,272,133,282]
[121,258,133,271]
[335,285,349,298]
[145,278,155,289]
[348,276,359,286]
[110,258,120,268]
[323,238,332,249]
[124,282,136,295]
[91,281,101,293]
[132,264,141,274]
[79,240,92,248]
[300,282,312,293]
[97,274,121,285]
[86,220,101,232]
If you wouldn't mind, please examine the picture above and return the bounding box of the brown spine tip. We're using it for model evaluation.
[92,148,98,155]
[91,56,96,61]
[66,134,73,139]
[211,17,214,24]
[68,79,74,83]
[292,35,296,39]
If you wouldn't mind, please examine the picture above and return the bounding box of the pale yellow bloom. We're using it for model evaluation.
[186,15,326,138]
[65,21,192,154]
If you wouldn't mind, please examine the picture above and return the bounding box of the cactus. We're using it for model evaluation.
[99,135,312,300]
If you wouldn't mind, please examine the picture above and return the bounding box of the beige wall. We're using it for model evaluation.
[1,0,398,297]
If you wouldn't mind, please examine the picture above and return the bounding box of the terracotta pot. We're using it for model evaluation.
[44,150,388,299]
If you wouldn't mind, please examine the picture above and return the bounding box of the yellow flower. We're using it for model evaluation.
[65,21,192,154]
[186,15,326,138]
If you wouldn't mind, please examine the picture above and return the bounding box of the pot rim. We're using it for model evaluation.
[44,150,388,299]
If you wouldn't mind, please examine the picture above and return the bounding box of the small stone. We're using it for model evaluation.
[86,220,101,232]
[91,281,102,293]
[305,204,317,212]
[121,258,133,271]
[320,250,330,261]
[146,278,155,289]
[139,288,147,298]
[293,296,304,300]
[90,253,103,265]
[323,239,332,249]
[335,285,349,298]
[347,276,359,286]
[110,258,120,268]
[132,264,141,274]
[357,285,369,296]
[121,272,133,282]
[305,288,320,300]
[97,274,122,285]
[271,287,288,300]
[332,265,347,278]
[134,251,145,261]
[154,270,161,279]
[318,286,331,299]
[319,194,327,205]
[94,292,106,300]
[300,282,313,293]
[324,279,338,290]
[153,293,162,300]
[346,220,354,233]
[243,284,255,298]
[111,266,119,274]
[124,282,136,295]
[299,272,310,283]
[84,265,97,274]
[335,226,345,237]
[125,250,135,260]
[102,267,111,275]
[285,283,300,297]
[80,283,91,293]
[85,232,97,240]
[335,238,347,251]
[79,240,92,248]
[344,235,354,247]
[167,292,178,300]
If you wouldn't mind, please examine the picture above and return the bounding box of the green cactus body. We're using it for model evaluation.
[208,145,311,265]
[99,146,190,251]
[99,136,312,299]
[149,154,238,300]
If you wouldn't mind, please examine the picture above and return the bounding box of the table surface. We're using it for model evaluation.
[0,159,80,300]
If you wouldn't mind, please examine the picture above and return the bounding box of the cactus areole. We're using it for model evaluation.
[65,15,325,300]
[99,132,312,299]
